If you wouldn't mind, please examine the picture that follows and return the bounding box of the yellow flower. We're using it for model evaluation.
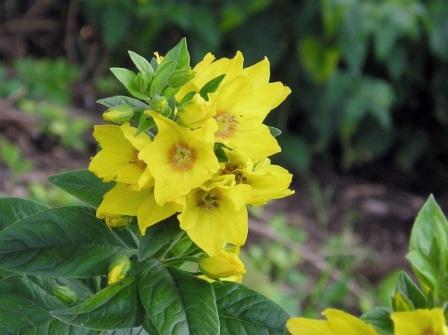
[97,183,181,234]
[176,52,244,101]
[391,309,448,335]
[221,151,294,205]
[177,52,290,160]
[88,123,153,190]
[139,111,219,205]
[209,72,287,159]
[177,93,215,128]
[199,248,246,282]
[287,309,378,335]
[178,175,251,255]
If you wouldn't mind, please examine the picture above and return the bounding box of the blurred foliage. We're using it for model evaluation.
[0,60,89,151]
[78,0,448,172]
[243,207,379,317]
[0,137,33,180]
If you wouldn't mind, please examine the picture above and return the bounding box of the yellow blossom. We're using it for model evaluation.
[209,72,286,159]
[176,51,244,101]
[391,309,448,335]
[221,151,294,205]
[88,123,153,190]
[199,248,246,282]
[97,183,181,234]
[287,309,378,335]
[178,175,251,255]
[177,51,290,159]
[139,111,219,206]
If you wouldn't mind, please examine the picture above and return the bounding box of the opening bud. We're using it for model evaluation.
[199,249,246,282]
[103,105,134,124]
[104,215,133,228]
[108,255,131,285]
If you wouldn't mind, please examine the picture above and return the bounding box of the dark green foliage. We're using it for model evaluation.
[79,0,448,171]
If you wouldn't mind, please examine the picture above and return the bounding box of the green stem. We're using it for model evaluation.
[159,231,186,260]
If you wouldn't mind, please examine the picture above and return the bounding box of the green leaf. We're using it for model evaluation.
[139,259,219,335]
[361,307,393,335]
[0,276,94,334]
[150,61,177,96]
[168,70,195,88]
[128,51,154,79]
[0,206,131,277]
[106,328,148,335]
[214,143,230,163]
[268,126,282,138]
[0,197,47,231]
[111,68,148,100]
[407,195,448,301]
[394,271,427,309]
[213,281,289,334]
[97,96,149,109]
[138,218,181,261]
[199,74,225,101]
[53,276,142,330]
[49,170,114,207]
[137,112,156,134]
[278,134,311,172]
[163,37,190,70]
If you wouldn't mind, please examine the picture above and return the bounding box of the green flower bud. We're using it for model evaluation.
[150,96,169,114]
[103,105,134,124]
[53,285,77,305]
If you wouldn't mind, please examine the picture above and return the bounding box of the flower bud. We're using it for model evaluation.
[178,93,214,128]
[108,255,131,285]
[103,105,134,124]
[199,250,246,282]
[104,215,133,228]
[154,51,164,64]
[150,96,169,114]
[53,285,77,304]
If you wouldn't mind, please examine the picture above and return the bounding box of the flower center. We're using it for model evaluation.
[168,142,196,171]
[130,150,147,170]
[197,191,220,210]
[215,112,238,138]
[221,163,247,184]
[422,328,440,335]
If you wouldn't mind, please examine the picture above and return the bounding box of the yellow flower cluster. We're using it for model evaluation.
[287,308,448,335]
[89,51,293,282]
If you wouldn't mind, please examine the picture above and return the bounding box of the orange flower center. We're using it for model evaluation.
[215,112,238,138]
[130,150,147,170]
[422,328,440,335]
[168,142,196,171]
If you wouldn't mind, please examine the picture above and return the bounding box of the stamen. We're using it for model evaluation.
[168,142,196,171]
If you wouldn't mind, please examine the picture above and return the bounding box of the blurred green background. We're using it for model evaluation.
[1,0,447,317]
